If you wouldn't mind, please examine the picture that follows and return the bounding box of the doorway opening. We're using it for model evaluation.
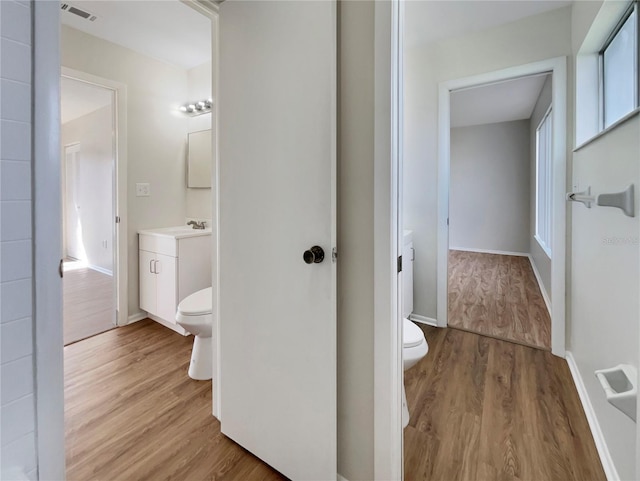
[401,48,599,480]
[446,72,553,350]
[437,57,566,357]
[61,76,117,345]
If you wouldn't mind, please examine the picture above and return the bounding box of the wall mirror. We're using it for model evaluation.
[187,129,212,188]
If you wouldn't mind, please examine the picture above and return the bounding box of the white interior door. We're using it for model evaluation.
[218,2,336,479]
[64,144,82,260]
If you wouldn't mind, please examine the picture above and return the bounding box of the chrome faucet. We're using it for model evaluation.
[187,220,206,230]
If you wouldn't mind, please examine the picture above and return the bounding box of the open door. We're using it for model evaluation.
[218,1,336,479]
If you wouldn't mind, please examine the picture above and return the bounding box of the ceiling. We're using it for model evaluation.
[405,0,572,49]
[450,74,550,128]
[59,1,558,125]
[60,1,211,70]
[61,1,571,69]
[61,76,113,124]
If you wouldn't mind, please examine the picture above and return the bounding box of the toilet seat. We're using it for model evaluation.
[403,318,428,373]
[177,287,212,316]
[403,318,424,348]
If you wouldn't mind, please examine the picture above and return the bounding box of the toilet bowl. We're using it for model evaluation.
[402,318,428,427]
[401,230,429,427]
[176,287,213,381]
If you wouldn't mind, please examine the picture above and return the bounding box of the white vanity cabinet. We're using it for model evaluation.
[138,226,212,334]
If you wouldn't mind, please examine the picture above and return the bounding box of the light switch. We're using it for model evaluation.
[136,183,150,197]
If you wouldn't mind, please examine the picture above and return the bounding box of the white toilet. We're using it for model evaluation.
[176,287,213,381]
[402,230,429,427]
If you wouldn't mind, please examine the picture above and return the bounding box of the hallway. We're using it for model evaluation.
[63,260,114,345]
[448,250,551,350]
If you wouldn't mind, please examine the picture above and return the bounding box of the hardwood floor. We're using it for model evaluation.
[65,320,287,481]
[448,250,551,350]
[404,325,606,481]
[66,308,598,480]
[63,261,115,345]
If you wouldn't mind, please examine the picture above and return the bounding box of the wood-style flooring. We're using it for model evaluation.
[65,319,287,481]
[66,313,601,480]
[63,261,115,345]
[404,325,606,481]
[448,250,551,350]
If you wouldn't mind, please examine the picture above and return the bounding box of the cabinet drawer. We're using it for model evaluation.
[139,234,177,257]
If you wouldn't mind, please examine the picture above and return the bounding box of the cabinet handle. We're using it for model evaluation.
[149,259,155,274]
[154,260,160,274]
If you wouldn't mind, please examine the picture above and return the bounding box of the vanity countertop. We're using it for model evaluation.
[138,225,212,239]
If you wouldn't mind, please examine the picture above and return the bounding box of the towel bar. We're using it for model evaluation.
[566,184,635,217]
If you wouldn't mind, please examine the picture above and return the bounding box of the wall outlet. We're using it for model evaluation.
[136,183,150,197]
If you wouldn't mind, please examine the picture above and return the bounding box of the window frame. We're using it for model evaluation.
[535,105,553,258]
[599,0,639,130]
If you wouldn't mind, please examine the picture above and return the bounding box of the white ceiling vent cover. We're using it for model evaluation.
[60,3,98,22]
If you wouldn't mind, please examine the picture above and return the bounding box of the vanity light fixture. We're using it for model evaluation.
[180,98,213,116]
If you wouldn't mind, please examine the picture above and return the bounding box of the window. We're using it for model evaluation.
[535,108,552,257]
[601,1,639,128]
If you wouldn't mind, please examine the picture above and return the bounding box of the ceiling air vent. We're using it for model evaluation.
[60,3,98,22]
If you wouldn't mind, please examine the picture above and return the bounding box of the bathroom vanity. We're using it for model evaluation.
[138,226,212,335]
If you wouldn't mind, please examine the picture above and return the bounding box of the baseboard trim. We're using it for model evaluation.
[337,475,349,481]
[126,312,147,325]
[409,314,438,327]
[449,246,529,257]
[87,264,113,276]
[566,351,619,481]
[527,255,551,316]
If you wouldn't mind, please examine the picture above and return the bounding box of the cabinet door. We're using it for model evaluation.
[139,249,157,315]
[155,253,177,324]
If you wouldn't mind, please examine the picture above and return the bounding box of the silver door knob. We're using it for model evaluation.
[303,246,325,264]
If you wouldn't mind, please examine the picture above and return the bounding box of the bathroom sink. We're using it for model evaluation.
[138,225,212,239]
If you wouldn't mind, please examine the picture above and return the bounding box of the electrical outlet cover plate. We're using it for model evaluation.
[136,183,150,197]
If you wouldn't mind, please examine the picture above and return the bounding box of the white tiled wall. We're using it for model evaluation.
[1,1,38,479]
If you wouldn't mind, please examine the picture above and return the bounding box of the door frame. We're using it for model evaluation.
[373,0,404,479]
[209,7,222,421]
[436,57,568,357]
[183,0,220,420]
[33,2,65,477]
[61,68,128,327]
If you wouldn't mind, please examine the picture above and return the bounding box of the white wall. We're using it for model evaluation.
[0,1,37,479]
[186,61,213,222]
[61,26,190,318]
[570,117,639,481]
[450,120,530,254]
[569,2,639,478]
[404,6,572,319]
[62,105,114,273]
[529,75,552,299]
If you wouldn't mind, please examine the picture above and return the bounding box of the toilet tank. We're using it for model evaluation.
[403,230,414,319]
